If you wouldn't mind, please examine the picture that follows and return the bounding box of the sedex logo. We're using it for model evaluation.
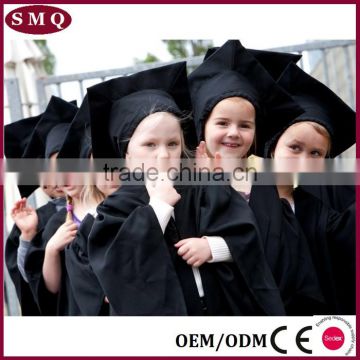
[5,5,71,34]
[322,327,345,350]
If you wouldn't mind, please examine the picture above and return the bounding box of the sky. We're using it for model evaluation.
[36,4,356,76]
[4,4,356,106]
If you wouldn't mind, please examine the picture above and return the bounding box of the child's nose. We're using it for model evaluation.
[157,146,170,159]
[227,124,240,138]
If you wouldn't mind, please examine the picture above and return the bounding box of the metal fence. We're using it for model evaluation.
[5,40,356,123]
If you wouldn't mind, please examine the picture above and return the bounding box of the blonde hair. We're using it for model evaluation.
[306,121,332,156]
[179,114,194,159]
[65,177,105,223]
[80,171,105,206]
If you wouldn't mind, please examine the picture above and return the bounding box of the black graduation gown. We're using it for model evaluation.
[249,186,325,315]
[293,186,355,314]
[65,214,109,316]
[5,201,58,315]
[88,184,285,316]
[24,208,81,315]
[301,185,355,212]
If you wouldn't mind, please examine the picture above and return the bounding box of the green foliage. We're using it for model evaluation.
[163,40,188,58]
[163,40,214,58]
[134,52,160,64]
[34,40,56,75]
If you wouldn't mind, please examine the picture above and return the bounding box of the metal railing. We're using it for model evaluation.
[5,40,356,123]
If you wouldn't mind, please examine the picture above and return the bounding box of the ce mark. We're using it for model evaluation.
[271,326,312,354]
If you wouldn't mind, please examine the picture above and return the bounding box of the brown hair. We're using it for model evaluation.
[65,195,73,222]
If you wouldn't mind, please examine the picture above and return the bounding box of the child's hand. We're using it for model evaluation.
[175,237,212,267]
[11,198,38,240]
[46,220,78,252]
[196,141,222,172]
[146,172,181,206]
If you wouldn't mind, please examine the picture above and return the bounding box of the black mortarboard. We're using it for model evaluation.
[204,47,302,80]
[188,40,304,156]
[22,96,78,159]
[5,114,42,158]
[16,97,77,197]
[57,95,92,159]
[44,123,71,158]
[88,62,196,158]
[264,63,356,157]
[5,114,43,198]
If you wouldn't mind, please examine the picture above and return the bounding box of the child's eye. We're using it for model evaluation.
[216,121,228,127]
[289,144,301,152]
[311,150,322,157]
[239,123,251,129]
[144,143,156,148]
[168,141,179,147]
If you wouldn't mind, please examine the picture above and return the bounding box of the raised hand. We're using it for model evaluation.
[10,198,38,240]
[146,158,181,206]
[196,141,222,172]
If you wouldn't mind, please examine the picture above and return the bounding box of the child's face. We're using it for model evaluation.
[126,112,182,171]
[95,172,120,197]
[204,97,255,159]
[61,183,84,199]
[273,122,329,172]
[41,185,65,199]
[59,171,85,198]
[40,152,65,198]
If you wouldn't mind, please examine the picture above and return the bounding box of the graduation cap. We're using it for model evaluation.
[204,47,302,80]
[264,63,356,157]
[5,114,44,198]
[5,114,42,158]
[15,96,78,197]
[57,95,92,159]
[88,62,196,158]
[22,96,78,159]
[188,40,304,156]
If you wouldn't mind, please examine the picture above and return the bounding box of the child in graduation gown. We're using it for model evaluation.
[188,40,324,315]
[5,97,78,315]
[62,96,120,315]
[64,174,119,316]
[23,97,105,315]
[86,61,285,316]
[264,62,356,314]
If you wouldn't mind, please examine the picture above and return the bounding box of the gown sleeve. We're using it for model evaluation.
[278,199,325,315]
[24,209,67,315]
[5,225,41,315]
[5,202,57,315]
[88,187,187,315]
[302,185,355,212]
[65,214,109,315]
[327,202,355,314]
[294,186,355,314]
